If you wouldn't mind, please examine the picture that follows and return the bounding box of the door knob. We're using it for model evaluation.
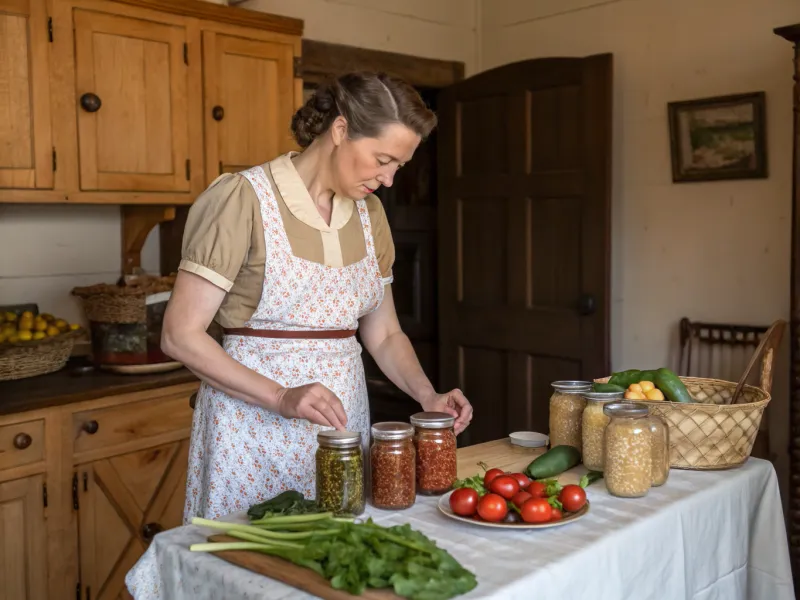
[211,105,224,121]
[13,433,32,449]
[577,293,596,316]
[82,420,99,435]
[80,93,102,113]
[142,522,164,541]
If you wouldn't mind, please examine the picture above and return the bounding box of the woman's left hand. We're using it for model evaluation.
[420,389,473,435]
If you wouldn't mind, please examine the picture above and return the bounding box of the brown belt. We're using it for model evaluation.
[222,327,357,339]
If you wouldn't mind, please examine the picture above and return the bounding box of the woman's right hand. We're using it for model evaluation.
[274,383,348,430]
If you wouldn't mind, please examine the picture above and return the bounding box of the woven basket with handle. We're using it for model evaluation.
[0,328,85,382]
[595,319,785,471]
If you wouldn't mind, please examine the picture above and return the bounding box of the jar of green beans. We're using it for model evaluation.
[315,430,365,516]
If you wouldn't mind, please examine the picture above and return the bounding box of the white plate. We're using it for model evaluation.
[509,431,549,448]
[100,361,183,375]
[437,490,590,529]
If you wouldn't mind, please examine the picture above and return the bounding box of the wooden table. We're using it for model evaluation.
[456,438,546,479]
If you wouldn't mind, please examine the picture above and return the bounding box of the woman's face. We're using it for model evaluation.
[330,119,421,199]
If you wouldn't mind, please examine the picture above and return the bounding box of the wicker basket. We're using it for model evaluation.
[594,375,770,470]
[72,275,175,324]
[0,328,85,382]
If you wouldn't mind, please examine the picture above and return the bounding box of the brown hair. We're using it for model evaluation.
[290,72,437,149]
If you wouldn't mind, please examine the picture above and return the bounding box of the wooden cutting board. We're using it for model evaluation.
[206,534,404,599]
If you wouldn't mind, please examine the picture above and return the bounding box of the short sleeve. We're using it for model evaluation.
[365,194,395,285]
[179,174,258,291]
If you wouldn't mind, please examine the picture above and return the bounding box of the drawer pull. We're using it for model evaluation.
[13,433,32,450]
[142,522,163,541]
[80,92,102,112]
[82,420,99,435]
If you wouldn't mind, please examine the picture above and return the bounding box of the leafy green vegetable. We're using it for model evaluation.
[192,513,477,600]
[246,490,319,520]
[452,473,486,496]
[579,471,604,488]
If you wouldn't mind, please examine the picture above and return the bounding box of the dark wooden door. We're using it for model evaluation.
[437,55,613,447]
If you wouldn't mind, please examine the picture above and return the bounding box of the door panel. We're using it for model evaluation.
[203,31,295,180]
[74,9,190,192]
[0,0,53,189]
[438,55,613,446]
[78,440,189,600]
[0,475,47,600]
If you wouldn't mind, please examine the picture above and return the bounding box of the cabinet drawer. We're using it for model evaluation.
[73,392,193,457]
[0,419,45,471]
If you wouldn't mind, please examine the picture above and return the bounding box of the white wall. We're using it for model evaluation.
[482,0,800,508]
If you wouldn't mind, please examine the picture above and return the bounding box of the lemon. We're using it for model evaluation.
[17,330,33,341]
[21,310,33,319]
[69,323,81,331]
[7,334,19,343]
[0,333,6,343]
[2,323,15,335]
[55,319,68,331]
[32,331,46,340]
[34,319,48,332]
[46,326,61,337]
[40,313,54,322]
[5,311,17,322]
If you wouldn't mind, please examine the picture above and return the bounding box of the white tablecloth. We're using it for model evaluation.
[126,457,794,600]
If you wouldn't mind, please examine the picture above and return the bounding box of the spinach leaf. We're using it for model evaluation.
[246,490,319,520]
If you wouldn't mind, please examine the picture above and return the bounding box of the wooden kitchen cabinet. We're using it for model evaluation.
[0,475,49,600]
[0,379,198,600]
[0,0,54,191]
[0,0,303,204]
[202,27,297,181]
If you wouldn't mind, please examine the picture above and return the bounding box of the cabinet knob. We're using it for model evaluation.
[211,105,224,121]
[80,93,102,113]
[141,522,164,541]
[82,420,99,435]
[13,433,32,450]
[577,293,596,316]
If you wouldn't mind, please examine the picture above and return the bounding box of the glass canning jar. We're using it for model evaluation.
[315,430,365,516]
[649,414,670,486]
[370,422,416,510]
[581,390,624,471]
[603,402,653,498]
[410,412,458,495]
[549,381,592,452]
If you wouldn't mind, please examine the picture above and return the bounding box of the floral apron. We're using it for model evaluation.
[183,165,385,522]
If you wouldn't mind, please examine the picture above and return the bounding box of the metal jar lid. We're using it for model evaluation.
[410,411,456,429]
[603,401,650,418]
[317,430,362,448]
[371,422,415,441]
[582,391,625,403]
[551,380,593,394]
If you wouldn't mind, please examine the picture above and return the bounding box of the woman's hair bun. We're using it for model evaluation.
[290,85,338,149]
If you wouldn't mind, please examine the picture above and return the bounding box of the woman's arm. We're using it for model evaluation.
[359,287,473,434]
[162,270,348,429]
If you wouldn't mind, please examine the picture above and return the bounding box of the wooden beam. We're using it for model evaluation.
[110,0,304,36]
[301,40,465,89]
[121,206,177,274]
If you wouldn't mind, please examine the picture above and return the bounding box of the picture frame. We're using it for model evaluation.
[667,92,767,183]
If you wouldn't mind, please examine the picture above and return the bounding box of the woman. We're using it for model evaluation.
[164,72,472,522]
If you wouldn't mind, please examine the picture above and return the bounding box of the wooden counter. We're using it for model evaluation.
[457,438,546,478]
[0,358,198,415]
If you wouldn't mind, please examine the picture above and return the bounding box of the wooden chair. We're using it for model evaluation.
[677,317,784,461]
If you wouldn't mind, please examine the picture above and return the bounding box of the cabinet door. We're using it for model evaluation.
[0,0,53,190]
[202,31,295,181]
[0,475,48,600]
[77,440,188,600]
[73,9,191,192]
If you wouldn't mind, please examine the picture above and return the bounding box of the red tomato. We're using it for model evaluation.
[483,468,505,488]
[549,507,563,521]
[490,475,520,500]
[526,481,547,498]
[511,491,532,508]
[449,488,479,517]
[558,485,587,513]
[477,493,508,522]
[520,498,552,523]
[508,472,531,489]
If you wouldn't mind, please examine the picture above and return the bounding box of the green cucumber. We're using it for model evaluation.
[637,370,658,383]
[607,369,641,388]
[654,367,693,403]
[592,382,625,393]
[524,445,581,479]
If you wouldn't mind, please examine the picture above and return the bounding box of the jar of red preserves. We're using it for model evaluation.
[370,422,416,510]
[410,412,457,495]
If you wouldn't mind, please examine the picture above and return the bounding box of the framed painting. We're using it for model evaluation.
[667,92,767,182]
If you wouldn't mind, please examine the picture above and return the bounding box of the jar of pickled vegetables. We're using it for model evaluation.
[315,430,365,516]
[649,414,670,487]
[603,402,652,498]
[410,412,457,495]
[581,390,624,471]
[370,422,416,510]
[549,381,592,452]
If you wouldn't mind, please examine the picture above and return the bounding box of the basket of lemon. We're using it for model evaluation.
[0,310,85,381]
